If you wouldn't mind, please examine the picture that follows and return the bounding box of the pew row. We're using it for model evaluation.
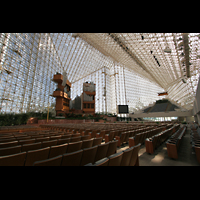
[145,124,180,154]
[165,126,186,159]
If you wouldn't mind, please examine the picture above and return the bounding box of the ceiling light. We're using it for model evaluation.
[4,69,12,74]
[178,46,183,51]
[182,78,187,83]
[72,33,79,38]
[178,41,184,48]
[181,59,185,64]
[0,64,12,74]
[164,47,171,53]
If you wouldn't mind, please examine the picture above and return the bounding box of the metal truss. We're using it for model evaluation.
[0,33,199,114]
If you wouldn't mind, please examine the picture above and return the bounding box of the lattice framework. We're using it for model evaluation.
[0,33,199,114]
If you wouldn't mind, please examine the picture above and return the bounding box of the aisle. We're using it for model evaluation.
[138,129,199,166]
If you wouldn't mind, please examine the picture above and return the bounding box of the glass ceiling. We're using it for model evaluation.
[0,33,199,113]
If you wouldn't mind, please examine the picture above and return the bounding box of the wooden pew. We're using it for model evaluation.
[145,124,180,154]
[190,128,200,163]
[129,126,165,147]
[166,126,186,159]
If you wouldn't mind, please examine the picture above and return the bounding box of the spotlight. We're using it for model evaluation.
[72,33,79,38]
[182,79,186,83]
[164,47,171,53]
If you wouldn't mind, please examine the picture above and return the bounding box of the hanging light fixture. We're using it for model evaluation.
[164,46,171,53]
[72,33,79,38]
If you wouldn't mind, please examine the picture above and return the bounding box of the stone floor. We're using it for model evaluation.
[116,129,200,166]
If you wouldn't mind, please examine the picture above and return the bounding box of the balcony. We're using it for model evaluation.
[84,91,95,96]
[53,74,63,83]
[53,91,70,100]
[53,74,72,87]
[53,91,63,97]
[63,92,69,99]
[83,100,95,104]
[66,80,71,87]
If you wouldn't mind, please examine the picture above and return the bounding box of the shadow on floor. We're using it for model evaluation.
[138,130,199,166]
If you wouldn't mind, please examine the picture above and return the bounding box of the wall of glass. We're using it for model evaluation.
[0,33,60,113]
[0,33,174,114]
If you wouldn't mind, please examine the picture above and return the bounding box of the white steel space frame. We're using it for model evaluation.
[0,33,199,114]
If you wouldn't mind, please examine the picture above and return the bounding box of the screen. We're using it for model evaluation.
[118,105,129,114]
